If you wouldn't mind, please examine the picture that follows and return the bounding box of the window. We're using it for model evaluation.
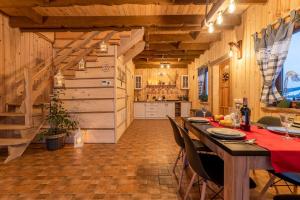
[281,31,300,100]
[198,66,208,102]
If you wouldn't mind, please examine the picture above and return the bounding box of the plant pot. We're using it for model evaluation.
[45,133,66,151]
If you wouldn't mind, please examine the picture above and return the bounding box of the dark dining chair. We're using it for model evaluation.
[178,125,256,200]
[257,116,300,199]
[274,195,300,200]
[195,110,212,117]
[257,116,282,127]
[167,116,211,190]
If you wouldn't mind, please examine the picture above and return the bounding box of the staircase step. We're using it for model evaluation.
[0,124,30,130]
[0,112,25,117]
[0,112,42,117]
[0,138,30,146]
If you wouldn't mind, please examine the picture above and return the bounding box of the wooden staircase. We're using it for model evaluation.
[0,29,144,162]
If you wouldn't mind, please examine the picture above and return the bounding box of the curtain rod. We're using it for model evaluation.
[252,8,300,37]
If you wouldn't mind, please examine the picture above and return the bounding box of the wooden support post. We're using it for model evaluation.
[24,67,32,127]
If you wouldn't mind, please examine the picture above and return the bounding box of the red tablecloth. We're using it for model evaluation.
[209,120,300,173]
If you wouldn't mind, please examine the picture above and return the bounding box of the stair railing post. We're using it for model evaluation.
[24,67,33,127]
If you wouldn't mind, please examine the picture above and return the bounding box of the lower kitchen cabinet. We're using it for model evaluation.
[134,102,189,119]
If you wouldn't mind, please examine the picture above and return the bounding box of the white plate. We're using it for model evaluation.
[188,117,210,123]
[207,128,246,139]
[267,126,300,135]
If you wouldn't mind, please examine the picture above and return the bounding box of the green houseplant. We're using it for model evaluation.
[40,91,78,151]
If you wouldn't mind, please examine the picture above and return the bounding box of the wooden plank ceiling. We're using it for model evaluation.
[0,0,267,69]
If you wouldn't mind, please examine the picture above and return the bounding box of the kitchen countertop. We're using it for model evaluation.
[134,101,191,103]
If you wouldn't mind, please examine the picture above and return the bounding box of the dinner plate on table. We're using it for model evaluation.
[187,117,210,123]
[267,126,300,136]
[206,128,246,140]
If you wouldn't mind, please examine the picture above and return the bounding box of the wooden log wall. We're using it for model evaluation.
[0,13,53,111]
[188,0,300,121]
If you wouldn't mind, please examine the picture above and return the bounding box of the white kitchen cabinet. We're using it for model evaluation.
[181,102,191,117]
[134,103,145,119]
[145,103,159,118]
[134,102,175,119]
[164,103,175,118]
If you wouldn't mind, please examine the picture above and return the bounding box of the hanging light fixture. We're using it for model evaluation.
[216,11,223,25]
[99,41,108,53]
[166,63,170,69]
[228,0,236,14]
[78,58,85,70]
[160,63,164,68]
[54,69,65,88]
[208,22,215,33]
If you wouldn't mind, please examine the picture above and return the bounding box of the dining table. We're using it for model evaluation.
[183,118,273,200]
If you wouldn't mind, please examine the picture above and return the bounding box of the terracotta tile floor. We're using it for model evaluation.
[0,119,297,199]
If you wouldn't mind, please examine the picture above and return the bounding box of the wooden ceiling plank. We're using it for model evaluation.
[0,0,215,8]
[9,15,204,29]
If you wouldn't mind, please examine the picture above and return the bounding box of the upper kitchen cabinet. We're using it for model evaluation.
[134,75,142,90]
[181,75,189,89]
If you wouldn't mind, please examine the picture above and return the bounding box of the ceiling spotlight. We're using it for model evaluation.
[208,22,214,33]
[216,11,223,25]
[228,0,236,14]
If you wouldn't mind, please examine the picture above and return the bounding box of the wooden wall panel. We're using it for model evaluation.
[84,129,115,143]
[0,14,53,110]
[75,67,114,78]
[58,88,114,99]
[62,99,114,112]
[75,113,114,129]
[188,0,300,121]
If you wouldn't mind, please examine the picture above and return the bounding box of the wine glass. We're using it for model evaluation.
[279,114,295,140]
[201,106,207,118]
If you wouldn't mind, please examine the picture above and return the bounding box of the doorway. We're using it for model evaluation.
[219,59,231,115]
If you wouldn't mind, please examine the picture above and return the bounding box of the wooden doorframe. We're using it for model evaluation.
[207,54,231,115]
[218,58,232,115]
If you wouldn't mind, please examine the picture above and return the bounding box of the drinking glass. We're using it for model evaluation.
[279,114,295,140]
[201,106,207,118]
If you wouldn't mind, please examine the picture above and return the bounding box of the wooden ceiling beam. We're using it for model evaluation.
[0,7,44,24]
[139,50,205,55]
[134,60,192,65]
[0,0,215,8]
[123,41,145,64]
[10,15,204,29]
[20,25,235,32]
[148,32,221,43]
[135,63,187,69]
[147,43,209,51]
[134,57,194,62]
[135,54,200,59]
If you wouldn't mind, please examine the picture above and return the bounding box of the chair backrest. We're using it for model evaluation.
[167,116,185,148]
[195,110,212,117]
[257,116,282,127]
[178,125,210,180]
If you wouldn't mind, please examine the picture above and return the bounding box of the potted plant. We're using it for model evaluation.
[40,91,78,151]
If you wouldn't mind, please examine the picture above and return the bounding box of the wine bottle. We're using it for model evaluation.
[240,98,251,131]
